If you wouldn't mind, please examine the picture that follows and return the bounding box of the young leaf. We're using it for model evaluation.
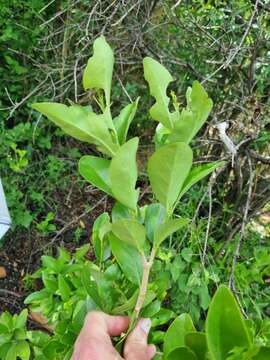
[166,347,197,360]
[79,155,112,195]
[148,142,193,213]
[185,332,207,360]
[169,81,213,144]
[144,203,166,242]
[163,313,196,357]
[114,98,139,145]
[111,219,146,253]
[109,233,143,285]
[32,103,118,157]
[15,341,30,360]
[143,57,177,130]
[58,274,71,302]
[178,161,225,200]
[109,137,139,211]
[14,309,28,329]
[154,218,188,248]
[206,285,251,360]
[83,36,114,107]
[92,213,111,263]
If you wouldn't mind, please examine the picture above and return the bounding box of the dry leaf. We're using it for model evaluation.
[0,266,7,279]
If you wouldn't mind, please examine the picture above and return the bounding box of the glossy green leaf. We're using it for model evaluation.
[32,103,118,157]
[58,274,71,302]
[144,203,166,242]
[111,219,145,252]
[178,161,225,200]
[109,137,139,211]
[185,332,207,360]
[143,57,177,130]
[154,218,188,248]
[114,99,139,145]
[164,313,196,357]
[206,285,251,360]
[92,213,111,263]
[169,81,213,144]
[79,155,112,195]
[148,142,193,213]
[83,36,114,106]
[166,346,197,360]
[109,233,143,285]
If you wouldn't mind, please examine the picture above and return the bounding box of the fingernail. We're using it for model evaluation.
[140,318,151,334]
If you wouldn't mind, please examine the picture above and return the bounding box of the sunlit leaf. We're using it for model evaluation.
[109,137,139,211]
[114,98,139,145]
[154,218,188,248]
[148,142,192,213]
[111,219,146,252]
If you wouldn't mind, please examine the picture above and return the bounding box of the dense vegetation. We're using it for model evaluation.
[0,1,269,359]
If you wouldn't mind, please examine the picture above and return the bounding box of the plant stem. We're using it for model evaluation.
[134,247,155,320]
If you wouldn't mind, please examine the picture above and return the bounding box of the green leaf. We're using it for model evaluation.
[178,161,225,200]
[83,36,114,107]
[163,314,196,357]
[79,155,112,195]
[109,137,139,210]
[253,347,270,359]
[111,219,146,252]
[114,99,139,145]
[154,218,188,248]
[148,142,193,213]
[6,344,18,360]
[166,347,197,360]
[81,265,102,308]
[109,233,143,285]
[111,289,139,315]
[206,285,251,360]
[144,203,166,242]
[185,332,207,360]
[32,103,118,157]
[112,202,132,222]
[14,309,28,329]
[58,274,71,302]
[42,273,58,292]
[15,341,30,360]
[143,57,177,130]
[92,213,111,263]
[169,81,213,144]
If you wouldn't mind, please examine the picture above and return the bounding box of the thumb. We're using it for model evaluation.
[124,318,156,360]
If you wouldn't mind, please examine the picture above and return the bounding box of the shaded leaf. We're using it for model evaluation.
[109,233,142,285]
[185,332,207,360]
[148,142,193,213]
[154,218,188,248]
[166,346,197,360]
[178,161,225,200]
[164,313,196,357]
[92,213,111,263]
[111,219,145,253]
[109,137,139,211]
[79,155,112,195]
[144,203,166,242]
[206,285,251,360]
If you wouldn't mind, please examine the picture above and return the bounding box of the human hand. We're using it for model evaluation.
[71,311,156,360]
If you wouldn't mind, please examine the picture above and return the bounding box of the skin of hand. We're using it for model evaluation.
[71,311,156,360]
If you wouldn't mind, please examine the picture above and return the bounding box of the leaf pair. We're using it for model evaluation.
[79,137,139,211]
